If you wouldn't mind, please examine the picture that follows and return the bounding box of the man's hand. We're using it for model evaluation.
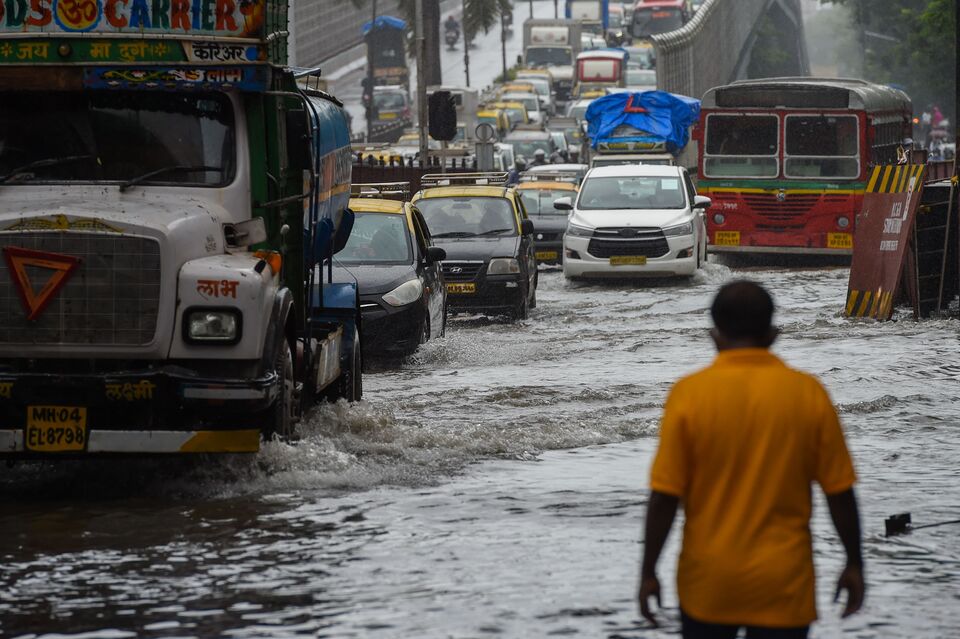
[834,563,865,618]
[638,574,662,627]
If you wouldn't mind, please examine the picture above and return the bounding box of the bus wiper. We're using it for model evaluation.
[119,165,223,193]
[432,231,477,238]
[475,228,514,236]
[0,154,95,185]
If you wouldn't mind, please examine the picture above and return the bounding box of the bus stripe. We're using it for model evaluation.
[866,166,882,192]
[846,290,860,316]
[878,166,894,193]
[857,291,872,317]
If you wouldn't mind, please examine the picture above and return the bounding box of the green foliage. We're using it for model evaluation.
[746,14,794,78]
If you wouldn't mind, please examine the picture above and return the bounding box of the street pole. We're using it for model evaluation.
[462,0,470,87]
[554,0,559,19]
[416,0,428,165]
[365,0,378,143]
[529,0,533,19]
[500,11,507,82]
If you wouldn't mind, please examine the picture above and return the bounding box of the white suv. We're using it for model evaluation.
[556,165,710,279]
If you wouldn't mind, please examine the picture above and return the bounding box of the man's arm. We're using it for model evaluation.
[825,488,865,617]
[638,490,679,626]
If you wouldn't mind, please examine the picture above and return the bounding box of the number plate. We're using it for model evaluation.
[827,232,853,249]
[25,405,87,452]
[380,112,398,120]
[535,251,558,260]
[609,256,647,266]
[714,231,741,246]
[447,283,476,294]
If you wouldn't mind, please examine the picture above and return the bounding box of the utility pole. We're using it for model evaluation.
[554,0,559,19]
[462,0,470,87]
[416,0,428,164]
[529,0,533,18]
[365,0,378,143]
[500,11,508,82]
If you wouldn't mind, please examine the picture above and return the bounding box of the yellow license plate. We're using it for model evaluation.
[380,112,398,120]
[610,256,647,266]
[536,251,558,260]
[25,405,87,452]
[714,231,741,246]
[447,283,476,294]
[827,232,853,249]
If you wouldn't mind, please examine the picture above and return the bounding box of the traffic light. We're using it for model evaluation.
[428,90,458,142]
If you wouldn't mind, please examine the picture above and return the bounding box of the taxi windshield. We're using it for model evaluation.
[578,176,686,210]
[520,189,575,215]
[0,91,234,187]
[417,197,518,237]
[336,213,412,264]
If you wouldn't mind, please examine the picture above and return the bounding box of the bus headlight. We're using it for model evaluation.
[713,213,726,225]
[383,279,423,307]
[185,309,241,344]
[487,258,521,275]
[837,216,850,229]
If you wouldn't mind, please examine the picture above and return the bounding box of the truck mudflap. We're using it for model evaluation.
[0,368,279,456]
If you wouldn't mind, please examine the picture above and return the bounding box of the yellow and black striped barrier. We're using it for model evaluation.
[865,164,925,194]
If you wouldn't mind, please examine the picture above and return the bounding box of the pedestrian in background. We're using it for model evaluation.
[638,280,864,638]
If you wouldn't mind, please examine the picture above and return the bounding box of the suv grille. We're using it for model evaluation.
[0,232,161,346]
[588,227,669,258]
[442,261,485,282]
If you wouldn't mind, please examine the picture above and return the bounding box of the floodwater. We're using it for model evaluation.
[1,265,958,638]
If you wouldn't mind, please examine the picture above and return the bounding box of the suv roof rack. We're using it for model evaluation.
[350,182,410,199]
[419,172,509,188]
[519,171,580,184]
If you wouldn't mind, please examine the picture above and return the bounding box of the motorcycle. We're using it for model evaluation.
[445,27,460,49]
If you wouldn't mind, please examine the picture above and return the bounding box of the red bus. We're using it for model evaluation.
[696,78,912,255]
[631,0,691,39]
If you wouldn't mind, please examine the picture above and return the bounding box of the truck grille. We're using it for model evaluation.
[442,261,485,282]
[0,232,161,346]
[588,227,670,258]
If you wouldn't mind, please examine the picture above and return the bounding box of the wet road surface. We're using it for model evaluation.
[1,264,958,638]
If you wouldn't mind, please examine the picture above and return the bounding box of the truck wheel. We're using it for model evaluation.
[266,340,296,442]
[325,328,362,402]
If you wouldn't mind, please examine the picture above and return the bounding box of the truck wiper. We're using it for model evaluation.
[432,231,477,238]
[475,228,514,236]
[119,165,223,193]
[0,154,95,185]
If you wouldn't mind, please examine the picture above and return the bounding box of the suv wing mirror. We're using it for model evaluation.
[693,195,712,210]
[553,196,573,211]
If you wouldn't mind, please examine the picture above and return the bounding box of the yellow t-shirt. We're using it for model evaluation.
[650,348,856,628]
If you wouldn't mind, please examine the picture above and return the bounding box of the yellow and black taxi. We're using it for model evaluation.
[515,171,581,265]
[334,183,447,358]
[413,173,538,321]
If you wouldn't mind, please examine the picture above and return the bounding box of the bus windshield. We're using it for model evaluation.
[703,114,779,178]
[0,91,234,187]
[784,115,860,178]
[632,8,684,38]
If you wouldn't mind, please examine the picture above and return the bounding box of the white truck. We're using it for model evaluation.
[522,19,583,105]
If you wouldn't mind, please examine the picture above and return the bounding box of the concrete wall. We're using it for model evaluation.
[291,0,403,68]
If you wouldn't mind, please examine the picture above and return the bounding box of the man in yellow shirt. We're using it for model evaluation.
[639,281,865,638]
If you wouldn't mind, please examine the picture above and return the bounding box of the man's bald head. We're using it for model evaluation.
[710,281,776,346]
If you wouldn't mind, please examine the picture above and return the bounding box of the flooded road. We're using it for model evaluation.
[2,265,958,638]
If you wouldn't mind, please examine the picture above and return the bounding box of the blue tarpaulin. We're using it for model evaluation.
[585,91,701,154]
[362,15,407,35]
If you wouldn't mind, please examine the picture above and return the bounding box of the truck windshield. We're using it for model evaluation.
[578,176,686,210]
[632,8,685,37]
[526,47,572,67]
[417,198,518,237]
[0,91,234,187]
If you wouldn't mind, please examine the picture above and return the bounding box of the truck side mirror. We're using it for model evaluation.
[286,109,312,172]
[425,246,446,263]
[521,219,535,235]
[332,209,355,254]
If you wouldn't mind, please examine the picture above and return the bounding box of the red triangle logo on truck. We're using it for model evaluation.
[3,246,81,321]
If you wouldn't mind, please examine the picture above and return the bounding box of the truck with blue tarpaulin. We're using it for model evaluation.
[0,0,362,457]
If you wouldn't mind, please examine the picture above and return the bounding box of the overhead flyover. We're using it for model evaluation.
[650,0,809,100]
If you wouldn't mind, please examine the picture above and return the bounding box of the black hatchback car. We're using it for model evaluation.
[333,191,446,358]
[413,173,538,321]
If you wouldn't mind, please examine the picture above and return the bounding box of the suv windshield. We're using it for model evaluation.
[578,176,686,210]
[525,47,573,67]
[0,91,234,187]
[336,213,412,264]
[417,197,518,237]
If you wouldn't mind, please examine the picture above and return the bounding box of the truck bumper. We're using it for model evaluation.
[0,367,278,457]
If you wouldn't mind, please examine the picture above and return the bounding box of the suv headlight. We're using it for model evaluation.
[566,223,593,237]
[383,279,423,307]
[487,258,521,275]
[662,221,694,237]
[185,309,241,344]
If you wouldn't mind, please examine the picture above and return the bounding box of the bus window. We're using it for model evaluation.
[784,115,859,179]
[703,114,779,178]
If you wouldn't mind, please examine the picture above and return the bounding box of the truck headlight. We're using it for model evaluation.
[487,258,521,275]
[566,223,593,237]
[383,279,423,307]
[185,309,241,344]
[663,221,694,237]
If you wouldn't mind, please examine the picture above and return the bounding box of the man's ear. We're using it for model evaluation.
[709,327,724,350]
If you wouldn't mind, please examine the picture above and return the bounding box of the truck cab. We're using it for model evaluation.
[0,2,361,457]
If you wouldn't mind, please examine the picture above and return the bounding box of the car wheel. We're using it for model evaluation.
[419,317,430,345]
[441,304,448,337]
[529,286,537,309]
[511,287,529,321]
[264,339,296,442]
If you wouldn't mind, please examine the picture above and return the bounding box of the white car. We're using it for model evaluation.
[500,92,544,125]
[556,165,710,279]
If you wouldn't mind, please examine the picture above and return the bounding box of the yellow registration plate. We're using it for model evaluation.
[610,256,647,266]
[714,231,741,246]
[380,112,398,120]
[25,405,87,452]
[447,283,476,294]
[827,232,853,249]
[535,251,558,261]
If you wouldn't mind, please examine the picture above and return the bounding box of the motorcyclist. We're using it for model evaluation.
[529,148,548,168]
[507,157,527,185]
[445,15,460,36]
